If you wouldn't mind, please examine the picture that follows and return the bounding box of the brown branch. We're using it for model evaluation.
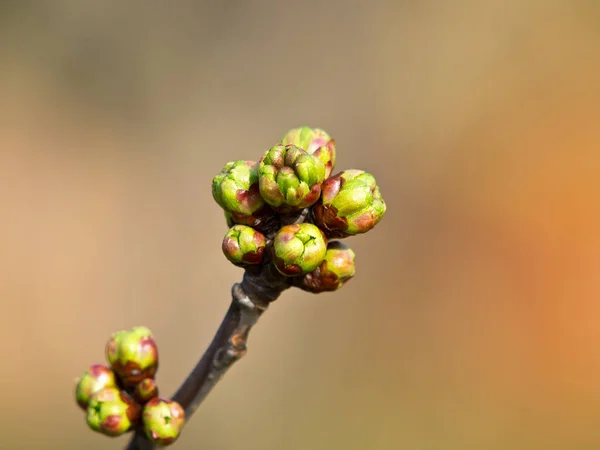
[124,209,307,449]
[124,261,291,450]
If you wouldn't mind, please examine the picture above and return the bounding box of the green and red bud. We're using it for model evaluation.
[106,326,159,387]
[273,223,328,276]
[281,126,336,178]
[212,160,269,228]
[75,364,118,410]
[258,145,326,212]
[222,225,266,266]
[86,387,141,436]
[312,170,386,237]
[134,378,159,404]
[298,241,356,293]
[142,398,186,446]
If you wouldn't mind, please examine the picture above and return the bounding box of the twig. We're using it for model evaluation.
[125,260,291,449]
[172,283,266,417]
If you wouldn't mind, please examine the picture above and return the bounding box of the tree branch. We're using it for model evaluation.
[124,261,290,449]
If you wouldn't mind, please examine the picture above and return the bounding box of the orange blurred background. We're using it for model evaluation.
[2,2,600,449]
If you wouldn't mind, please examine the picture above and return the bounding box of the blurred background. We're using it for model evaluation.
[2,1,600,449]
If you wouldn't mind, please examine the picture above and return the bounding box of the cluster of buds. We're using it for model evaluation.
[74,327,185,445]
[213,126,386,292]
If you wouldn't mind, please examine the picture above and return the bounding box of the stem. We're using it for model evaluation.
[172,283,266,417]
[124,264,290,449]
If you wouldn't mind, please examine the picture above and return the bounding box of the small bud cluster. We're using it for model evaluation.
[74,327,185,445]
[212,126,386,292]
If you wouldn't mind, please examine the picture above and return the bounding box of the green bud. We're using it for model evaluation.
[106,326,159,387]
[312,170,386,237]
[273,223,328,276]
[281,126,336,178]
[134,378,159,404]
[222,225,266,266]
[86,387,141,436]
[258,145,326,212]
[298,241,356,293]
[75,364,118,410]
[212,160,269,228]
[142,398,186,446]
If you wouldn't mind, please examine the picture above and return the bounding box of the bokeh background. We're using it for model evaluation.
[2,1,600,449]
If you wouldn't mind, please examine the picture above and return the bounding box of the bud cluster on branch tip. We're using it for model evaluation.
[297,241,356,293]
[210,126,386,292]
[75,326,185,444]
[222,224,266,266]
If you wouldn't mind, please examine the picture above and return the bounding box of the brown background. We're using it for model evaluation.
[2,1,600,449]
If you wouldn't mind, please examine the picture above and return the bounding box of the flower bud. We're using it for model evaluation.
[86,387,141,436]
[142,398,186,446]
[106,326,159,387]
[134,378,159,404]
[222,225,266,266]
[212,160,269,228]
[258,145,326,212]
[312,170,386,237]
[281,126,336,178]
[273,223,328,276]
[75,364,118,410]
[298,241,356,293]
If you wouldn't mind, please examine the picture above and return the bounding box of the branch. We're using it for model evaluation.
[74,128,386,447]
[124,263,290,450]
